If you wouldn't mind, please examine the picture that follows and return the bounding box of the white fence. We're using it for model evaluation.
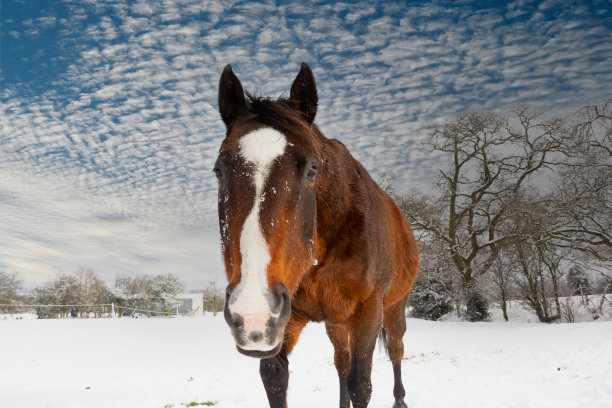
[0,303,202,318]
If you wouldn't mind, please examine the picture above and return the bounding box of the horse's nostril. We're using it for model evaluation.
[248,331,263,342]
[232,314,244,330]
[271,283,290,314]
[223,284,238,329]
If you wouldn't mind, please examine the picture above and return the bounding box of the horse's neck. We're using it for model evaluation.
[315,138,362,241]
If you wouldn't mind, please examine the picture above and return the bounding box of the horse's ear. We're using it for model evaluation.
[290,62,318,124]
[219,64,248,130]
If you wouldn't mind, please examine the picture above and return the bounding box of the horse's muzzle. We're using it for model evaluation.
[224,282,291,358]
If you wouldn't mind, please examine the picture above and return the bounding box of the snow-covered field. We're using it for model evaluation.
[1,314,611,408]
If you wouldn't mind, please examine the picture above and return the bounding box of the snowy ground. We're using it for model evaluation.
[1,313,611,408]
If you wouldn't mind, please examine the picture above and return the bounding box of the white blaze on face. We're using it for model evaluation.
[228,127,287,351]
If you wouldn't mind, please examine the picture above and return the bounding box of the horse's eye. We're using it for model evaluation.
[306,164,319,182]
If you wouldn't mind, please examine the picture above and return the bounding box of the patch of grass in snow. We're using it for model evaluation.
[164,402,216,408]
[402,351,437,362]
[400,351,457,365]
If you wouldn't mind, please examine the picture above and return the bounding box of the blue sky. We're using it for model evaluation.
[1,0,611,290]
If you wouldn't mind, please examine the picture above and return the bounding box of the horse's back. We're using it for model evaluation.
[338,140,419,308]
[348,154,419,308]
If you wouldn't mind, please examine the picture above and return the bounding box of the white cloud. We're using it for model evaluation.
[1,0,610,288]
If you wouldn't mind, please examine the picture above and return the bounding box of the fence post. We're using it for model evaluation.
[111,303,116,318]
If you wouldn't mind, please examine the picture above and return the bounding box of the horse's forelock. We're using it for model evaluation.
[244,93,322,157]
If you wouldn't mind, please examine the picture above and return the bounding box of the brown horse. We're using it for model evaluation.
[215,63,419,408]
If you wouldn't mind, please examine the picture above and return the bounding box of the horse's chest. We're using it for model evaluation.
[292,267,361,324]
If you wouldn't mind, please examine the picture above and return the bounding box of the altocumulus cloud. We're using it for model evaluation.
[1,0,610,287]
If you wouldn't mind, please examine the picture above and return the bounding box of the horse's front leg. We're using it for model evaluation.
[326,322,351,408]
[347,298,383,408]
[259,312,308,408]
[260,352,289,408]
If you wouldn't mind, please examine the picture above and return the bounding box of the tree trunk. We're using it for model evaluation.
[501,290,509,322]
[552,275,562,319]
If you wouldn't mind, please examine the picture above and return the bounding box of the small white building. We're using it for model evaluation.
[176,293,204,316]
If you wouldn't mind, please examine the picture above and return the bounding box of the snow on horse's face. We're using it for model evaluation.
[215,64,320,357]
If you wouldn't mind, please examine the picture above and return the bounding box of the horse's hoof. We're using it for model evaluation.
[392,402,408,408]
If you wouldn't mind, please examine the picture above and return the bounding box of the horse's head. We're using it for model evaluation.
[215,63,321,358]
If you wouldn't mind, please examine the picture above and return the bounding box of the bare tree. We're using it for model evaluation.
[0,271,23,313]
[399,107,569,319]
[544,98,612,261]
[504,197,568,323]
[394,101,611,321]
[110,274,184,317]
[110,275,138,314]
[489,256,514,321]
[203,281,224,315]
[75,267,108,317]
[32,272,80,318]
[151,273,184,315]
